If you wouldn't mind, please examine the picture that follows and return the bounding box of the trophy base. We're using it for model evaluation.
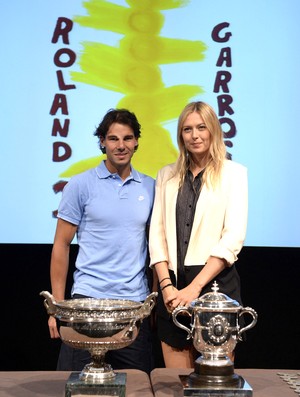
[65,371,126,397]
[179,374,252,396]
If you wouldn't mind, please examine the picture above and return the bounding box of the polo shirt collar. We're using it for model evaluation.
[96,161,141,183]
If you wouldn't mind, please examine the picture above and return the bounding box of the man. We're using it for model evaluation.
[48,109,155,373]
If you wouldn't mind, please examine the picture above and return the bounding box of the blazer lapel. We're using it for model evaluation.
[164,175,180,257]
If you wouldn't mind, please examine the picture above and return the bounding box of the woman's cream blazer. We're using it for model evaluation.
[149,159,248,279]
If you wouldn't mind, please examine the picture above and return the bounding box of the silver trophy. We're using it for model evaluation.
[40,291,157,396]
[172,282,257,396]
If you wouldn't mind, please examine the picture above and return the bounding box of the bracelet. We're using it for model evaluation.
[161,283,173,292]
[159,277,171,285]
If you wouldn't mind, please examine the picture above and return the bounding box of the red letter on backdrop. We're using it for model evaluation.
[52,17,73,44]
[50,94,69,115]
[54,48,76,68]
[214,71,232,93]
[219,117,236,139]
[56,70,76,90]
[53,142,72,162]
[52,119,70,137]
[216,47,232,67]
[217,94,234,116]
[211,22,232,43]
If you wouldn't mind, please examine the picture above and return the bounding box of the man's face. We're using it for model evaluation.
[100,122,138,174]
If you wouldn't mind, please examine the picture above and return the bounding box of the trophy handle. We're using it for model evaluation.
[121,318,136,341]
[172,307,193,340]
[39,291,57,316]
[139,292,158,318]
[238,307,258,336]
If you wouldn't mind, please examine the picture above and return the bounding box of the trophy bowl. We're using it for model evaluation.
[40,291,157,382]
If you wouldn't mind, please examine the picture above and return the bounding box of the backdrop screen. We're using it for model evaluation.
[1,0,300,246]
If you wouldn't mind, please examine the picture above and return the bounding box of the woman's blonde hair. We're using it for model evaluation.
[176,101,227,189]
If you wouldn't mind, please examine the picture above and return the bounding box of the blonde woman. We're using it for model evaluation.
[149,101,248,368]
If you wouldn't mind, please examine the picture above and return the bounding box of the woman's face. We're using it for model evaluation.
[181,112,211,158]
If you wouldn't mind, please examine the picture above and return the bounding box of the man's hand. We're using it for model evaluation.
[48,315,60,339]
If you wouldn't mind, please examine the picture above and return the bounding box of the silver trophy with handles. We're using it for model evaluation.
[41,291,157,396]
[172,282,257,396]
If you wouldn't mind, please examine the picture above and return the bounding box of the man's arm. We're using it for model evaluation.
[48,218,77,338]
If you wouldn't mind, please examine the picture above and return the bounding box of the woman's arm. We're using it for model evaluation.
[149,167,179,310]
[153,261,178,312]
[170,257,227,310]
[211,163,248,264]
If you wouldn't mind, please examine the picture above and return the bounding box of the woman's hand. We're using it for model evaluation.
[168,283,202,311]
[167,257,226,311]
[162,285,178,313]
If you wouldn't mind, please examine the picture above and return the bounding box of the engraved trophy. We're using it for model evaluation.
[172,282,257,396]
[40,291,157,397]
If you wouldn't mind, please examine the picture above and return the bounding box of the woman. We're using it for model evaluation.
[149,101,248,367]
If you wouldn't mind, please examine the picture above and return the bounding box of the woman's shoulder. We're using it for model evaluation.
[223,159,247,173]
[157,163,177,179]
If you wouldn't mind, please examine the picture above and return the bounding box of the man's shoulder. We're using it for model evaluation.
[65,167,98,190]
[135,171,155,187]
[72,167,96,180]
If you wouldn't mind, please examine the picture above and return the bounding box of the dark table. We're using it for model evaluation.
[0,369,154,397]
[150,368,300,397]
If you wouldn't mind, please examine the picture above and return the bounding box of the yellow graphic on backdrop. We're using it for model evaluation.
[60,0,207,178]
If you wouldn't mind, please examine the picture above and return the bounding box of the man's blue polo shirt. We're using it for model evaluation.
[57,161,155,301]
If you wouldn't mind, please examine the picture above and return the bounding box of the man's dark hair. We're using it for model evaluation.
[94,108,141,153]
